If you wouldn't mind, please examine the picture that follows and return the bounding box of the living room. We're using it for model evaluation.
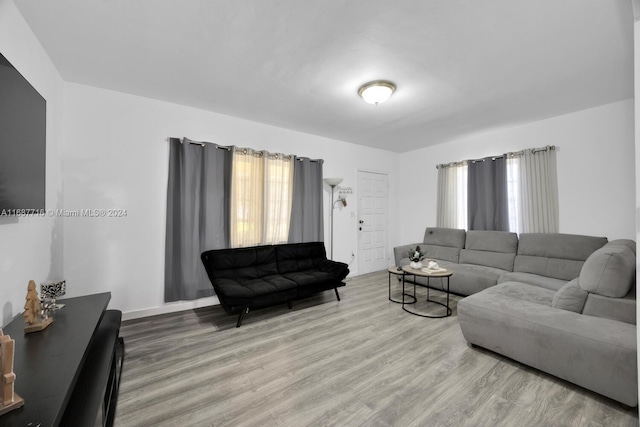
[0,0,638,425]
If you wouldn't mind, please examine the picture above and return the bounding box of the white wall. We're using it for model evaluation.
[633,15,640,409]
[61,83,399,319]
[4,0,634,324]
[397,99,636,243]
[0,0,64,327]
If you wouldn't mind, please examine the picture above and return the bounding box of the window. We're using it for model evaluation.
[436,161,467,229]
[165,137,324,303]
[506,157,521,233]
[437,146,558,233]
[230,149,293,247]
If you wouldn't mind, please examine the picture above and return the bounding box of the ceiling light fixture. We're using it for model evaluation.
[358,80,396,105]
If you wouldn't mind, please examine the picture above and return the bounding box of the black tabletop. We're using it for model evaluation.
[1,292,111,427]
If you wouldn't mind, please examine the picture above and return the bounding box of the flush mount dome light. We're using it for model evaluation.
[358,80,396,105]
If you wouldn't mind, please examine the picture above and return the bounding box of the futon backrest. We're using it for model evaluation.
[514,233,608,281]
[421,227,466,263]
[275,242,327,273]
[201,246,278,280]
[459,230,518,271]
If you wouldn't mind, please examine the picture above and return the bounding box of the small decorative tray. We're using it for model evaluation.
[421,267,448,273]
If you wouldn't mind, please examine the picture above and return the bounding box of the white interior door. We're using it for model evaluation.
[357,171,389,274]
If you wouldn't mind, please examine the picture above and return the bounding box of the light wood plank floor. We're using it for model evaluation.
[115,271,639,426]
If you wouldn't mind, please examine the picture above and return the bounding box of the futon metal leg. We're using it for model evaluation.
[288,301,293,309]
[334,288,341,301]
[236,307,249,328]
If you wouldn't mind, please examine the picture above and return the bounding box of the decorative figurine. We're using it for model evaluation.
[0,329,24,416]
[23,280,53,333]
[40,280,66,310]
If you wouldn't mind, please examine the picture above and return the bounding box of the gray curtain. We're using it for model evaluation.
[467,157,509,231]
[164,137,232,302]
[288,157,324,243]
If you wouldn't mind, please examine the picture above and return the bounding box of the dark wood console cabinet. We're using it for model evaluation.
[1,292,124,427]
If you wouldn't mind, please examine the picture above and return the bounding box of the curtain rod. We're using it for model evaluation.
[436,145,556,169]
[167,137,323,162]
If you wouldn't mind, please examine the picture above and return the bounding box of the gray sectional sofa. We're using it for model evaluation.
[393,228,637,406]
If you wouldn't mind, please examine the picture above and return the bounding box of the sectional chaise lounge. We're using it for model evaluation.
[394,227,637,406]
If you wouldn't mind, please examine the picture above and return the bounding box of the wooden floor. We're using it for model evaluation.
[115,271,639,426]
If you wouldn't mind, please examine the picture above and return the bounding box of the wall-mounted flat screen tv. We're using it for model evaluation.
[0,52,46,215]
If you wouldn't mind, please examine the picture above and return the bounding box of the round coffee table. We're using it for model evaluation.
[401,265,453,318]
[387,267,416,304]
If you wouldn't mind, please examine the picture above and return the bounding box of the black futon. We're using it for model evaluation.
[201,242,349,327]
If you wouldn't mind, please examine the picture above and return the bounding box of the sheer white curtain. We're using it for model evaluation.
[231,149,263,247]
[263,153,293,244]
[508,146,559,233]
[436,161,467,229]
[230,148,293,247]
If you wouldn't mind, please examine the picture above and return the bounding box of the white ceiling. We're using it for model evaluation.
[15,0,634,153]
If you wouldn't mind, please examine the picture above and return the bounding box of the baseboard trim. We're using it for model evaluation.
[122,296,221,321]
[121,269,369,321]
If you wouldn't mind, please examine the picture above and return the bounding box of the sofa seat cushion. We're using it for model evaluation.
[428,263,508,296]
[283,270,338,287]
[502,281,555,305]
[458,282,638,406]
[216,274,297,296]
[497,272,567,292]
[213,275,298,307]
[474,281,556,306]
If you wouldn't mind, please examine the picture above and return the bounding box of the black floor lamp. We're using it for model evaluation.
[324,177,343,260]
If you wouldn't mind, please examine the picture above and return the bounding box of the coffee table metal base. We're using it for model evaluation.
[387,267,416,304]
[402,273,452,318]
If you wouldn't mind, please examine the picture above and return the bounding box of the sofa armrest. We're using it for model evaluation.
[317,259,349,282]
[393,243,422,267]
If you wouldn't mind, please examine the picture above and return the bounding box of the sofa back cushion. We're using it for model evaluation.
[459,230,518,271]
[421,227,466,263]
[514,233,607,281]
[579,240,636,298]
[275,242,327,274]
[201,245,278,280]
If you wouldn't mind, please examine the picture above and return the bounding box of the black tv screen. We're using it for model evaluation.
[0,52,46,215]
